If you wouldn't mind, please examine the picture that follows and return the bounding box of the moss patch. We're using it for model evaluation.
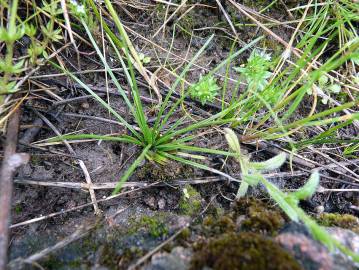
[179,184,202,216]
[191,232,303,270]
[202,215,236,236]
[233,197,285,234]
[129,215,169,238]
[318,213,359,233]
[14,204,22,214]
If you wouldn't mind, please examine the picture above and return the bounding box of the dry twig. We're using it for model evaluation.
[0,108,29,269]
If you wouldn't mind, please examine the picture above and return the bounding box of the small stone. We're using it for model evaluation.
[158,198,166,210]
[326,227,359,254]
[81,102,90,109]
[276,223,358,270]
[315,205,325,214]
[144,196,156,209]
[276,232,334,270]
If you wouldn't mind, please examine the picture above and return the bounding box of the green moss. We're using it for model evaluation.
[179,184,202,216]
[191,232,303,270]
[14,204,22,214]
[233,197,285,234]
[41,255,64,269]
[318,213,359,233]
[141,216,169,238]
[121,247,144,265]
[205,203,225,219]
[98,244,120,268]
[179,227,191,240]
[41,255,84,269]
[202,215,236,236]
[81,235,99,252]
[128,215,169,238]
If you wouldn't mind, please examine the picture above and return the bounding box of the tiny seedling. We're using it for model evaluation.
[233,49,272,92]
[138,53,151,64]
[313,74,341,104]
[189,75,220,105]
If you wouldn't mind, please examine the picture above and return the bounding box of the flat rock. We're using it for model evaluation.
[143,247,192,270]
[276,223,358,270]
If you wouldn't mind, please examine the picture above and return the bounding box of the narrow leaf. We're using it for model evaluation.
[292,170,319,200]
[249,152,287,171]
[224,128,241,154]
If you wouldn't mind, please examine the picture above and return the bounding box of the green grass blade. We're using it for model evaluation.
[50,62,142,141]
[161,151,240,183]
[153,34,215,132]
[106,33,152,143]
[156,143,236,157]
[49,134,142,145]
[81,20,136,115]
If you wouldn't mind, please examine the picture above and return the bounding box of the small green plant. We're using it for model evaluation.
[189,75,220,105]
[233,49,272,92]
[179,184,202,216]
[0,0,63,108]
[225,128,286,198]
[139,216,168,238]
[138,53,151,64]
[310,74,341,104]
[69,0,86,16]
[224,128,359,263]
[0,0,24,97]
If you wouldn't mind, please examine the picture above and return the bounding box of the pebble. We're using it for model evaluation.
[158,198,166,210]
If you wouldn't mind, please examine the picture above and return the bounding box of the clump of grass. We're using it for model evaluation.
[47,0,359,199]
[51,0,263,194]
